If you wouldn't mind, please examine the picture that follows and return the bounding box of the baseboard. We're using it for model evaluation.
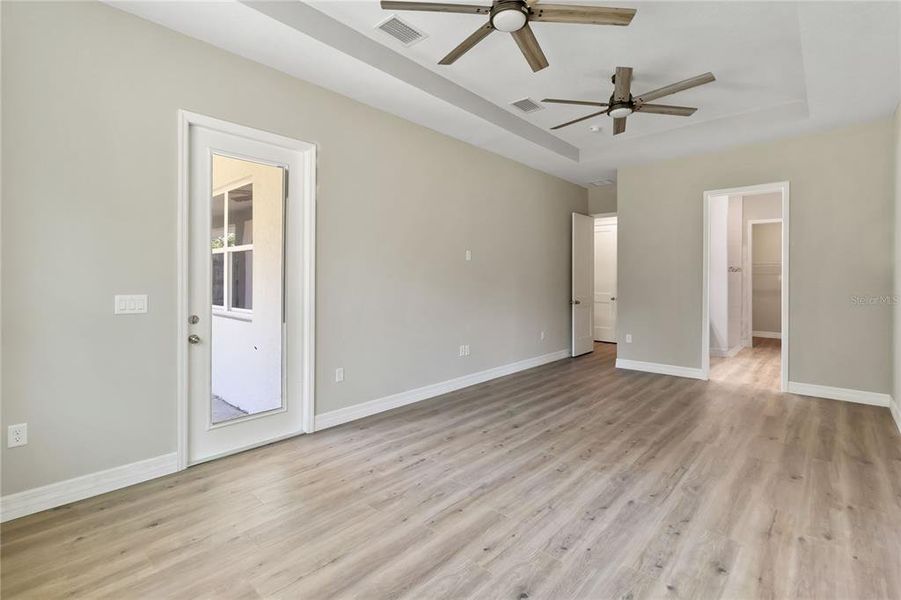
[710,344,743,358]
[1,453,178,523]
[889,401,901,435]
[786,381,891,407]
[314,349,571,431]
[752,330,782,339]
[615,358,706,380]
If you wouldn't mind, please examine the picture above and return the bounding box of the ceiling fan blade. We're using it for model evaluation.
[542,98,608,107]
[511,23,549,72]
[635,72,716,104]
[550,109,608,130]
[529,4,636,26]
[613,117,626,135]
[635,103,697,116]
[438,22,494,65]
[613,66,632,102]
[380,1,490,15]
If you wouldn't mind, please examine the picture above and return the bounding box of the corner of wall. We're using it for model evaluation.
[893,101,901,433]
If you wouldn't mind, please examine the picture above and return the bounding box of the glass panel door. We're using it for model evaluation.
[209,155,284,425]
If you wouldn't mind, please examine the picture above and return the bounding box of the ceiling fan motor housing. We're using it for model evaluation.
[490,0,529,32]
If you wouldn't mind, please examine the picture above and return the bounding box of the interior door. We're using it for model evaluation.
[571,213,594,356]
[187,123,307,465]
[593,218,617,342]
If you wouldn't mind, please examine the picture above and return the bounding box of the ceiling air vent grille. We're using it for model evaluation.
[377,15,426,46]
[511,98,544,114]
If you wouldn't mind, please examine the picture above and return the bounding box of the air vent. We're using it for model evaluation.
[590,179,615,187]
[377,15,426,46]
[510,98,544,114]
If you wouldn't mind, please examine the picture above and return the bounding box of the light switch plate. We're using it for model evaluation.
[335,367,345,383]
[115,294,148,315]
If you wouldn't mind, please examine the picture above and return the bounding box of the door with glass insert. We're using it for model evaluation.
[187,123,307,464]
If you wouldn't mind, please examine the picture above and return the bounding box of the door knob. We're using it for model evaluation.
[188,334,201,344]
[571,299,581,305]
[611,297,616,301]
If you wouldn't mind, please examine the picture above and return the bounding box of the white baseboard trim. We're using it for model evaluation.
[710,344,743,358]
[889,401,901,435]
[752,330,782,339]
[315,349,571,431]
[1,453,178,523]
[786,382,891,407]
[615,358,706,380]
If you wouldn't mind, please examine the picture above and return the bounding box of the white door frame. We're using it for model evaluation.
[176,110,316,470]
[702,181,789,391]
[745,218,783,344]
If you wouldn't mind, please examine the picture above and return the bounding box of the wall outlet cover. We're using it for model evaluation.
[8,423,27,448]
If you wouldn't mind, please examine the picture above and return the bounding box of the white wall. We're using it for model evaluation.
[618,118,894,393]
[726,196,743,350]
[0,2,587,496]
[709,195,729,354]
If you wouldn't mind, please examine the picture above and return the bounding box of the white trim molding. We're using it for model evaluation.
[615,358,706,380]
[315,350,570,431]
[1,453,178,523]
[710,345,744,358]
[752,330,782,339]
[787,382,891,407]
[890,401,901,435]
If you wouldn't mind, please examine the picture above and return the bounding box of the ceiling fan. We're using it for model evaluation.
[380,0,636,72]
[544,67,716,134]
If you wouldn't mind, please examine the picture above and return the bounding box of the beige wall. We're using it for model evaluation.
[0,2,587,496]
[618,118,894,393]
[751,222,782,334]
[894,102,901,421]
[588,184,617,214]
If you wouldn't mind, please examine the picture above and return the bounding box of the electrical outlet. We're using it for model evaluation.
[540,330,546,341]
[459,344,470,357]
[335,367,344,383]
[625,334,633,343]
[8,423,27,448]
[464,344,470,356]
[465,249,472,261]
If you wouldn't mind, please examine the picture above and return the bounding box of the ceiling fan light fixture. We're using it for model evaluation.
[490,3,528,32]
[608,104,633,118]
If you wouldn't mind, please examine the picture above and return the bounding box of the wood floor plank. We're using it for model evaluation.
[2,340,900,599]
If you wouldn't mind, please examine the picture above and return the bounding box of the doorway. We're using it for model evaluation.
[593,215,617,343]
[571,212,617,357]
[177,112,316,467]
[702,182,789,391]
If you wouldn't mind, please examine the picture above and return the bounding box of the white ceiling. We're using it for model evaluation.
[112,1,900,186]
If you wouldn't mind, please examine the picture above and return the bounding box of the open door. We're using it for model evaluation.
[572,213,594,356]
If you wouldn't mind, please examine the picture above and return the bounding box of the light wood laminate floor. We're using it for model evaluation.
[2,341,900,599]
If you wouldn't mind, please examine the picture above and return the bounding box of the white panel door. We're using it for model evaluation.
[593,219,617,342]
[571,213,594,356]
